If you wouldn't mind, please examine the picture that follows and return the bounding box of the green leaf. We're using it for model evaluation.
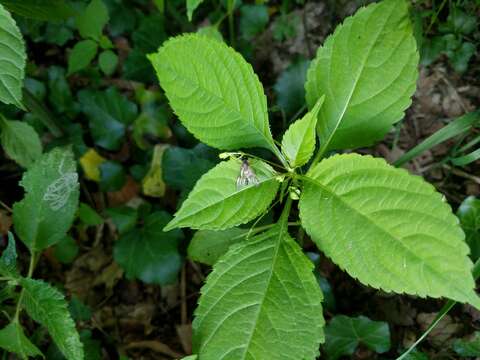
[0,117,42,168]
[106,206,138,234]
[239,4,269,40]
[69,296,92,322]
[164,159,279,231]
[188,228,247,265]
[299,153,480,308]
[80,330,102,360]
[0,0,75,20]
[453,332,480,357]
[274,58,309,117]
[457,196,480,261]
[13,147,79,252]
[114,211,184,285]
[48,66,74,114]
[21,278,83,360]
[68,39,98,75]
[193,225,324,359]
[162,145,217,192]
[0,322,43,359]
[448,42,476,74]
[133,14,166,53]
[305,0,419,152]
[187,0,204,21]
[324,315,390,360]
[98,50,118,76]
[99,160,126,192]
[281,96,323,168]
[0,3,26,108]
[0,232,18,277]
[149,34,276,152]
[76,0,109,41]
[78,87,138,150]
[197,26,223,42]
[78,202,103,227]
[53,235,79,264]
[123,49,156,83]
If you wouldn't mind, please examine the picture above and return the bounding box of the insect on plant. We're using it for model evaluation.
[236,157,259,189]
[148,0,480,358]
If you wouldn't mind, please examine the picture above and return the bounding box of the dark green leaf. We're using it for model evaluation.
[78,202,103,226]
[132,14,166,53]
[324,315,390,360]
[99,161,126,192]
[69,296,92,322]
[78,88,137,150]
[80,330,102,360]
[123,49,156,83]
[187,0,204,21]
[67,39,98,75]
[274,58,309,117]
[0,116,42,168]
[53,235,79,264]
[239,4,269,40]
[106,206,138,234]
[162,145,218,192]
[453,332,480,357]
[448,42,476,74]
[76,0,109,41]
[1,0,75,20]
[114,211,184,285]
[0,322,43,358]
[188,228,247,265]
[98,50,118,76]
[0,232,17,278]
[47,66,74,114]
[458,196,480,261]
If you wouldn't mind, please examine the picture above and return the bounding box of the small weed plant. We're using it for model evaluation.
[147,0,480,358]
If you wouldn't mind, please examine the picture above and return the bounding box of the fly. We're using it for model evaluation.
[236,158,259,189]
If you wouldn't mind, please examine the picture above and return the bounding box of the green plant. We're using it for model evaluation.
[148,0,480,358]
[0,3,83,359]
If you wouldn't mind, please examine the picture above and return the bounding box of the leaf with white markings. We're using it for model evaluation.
[193,225,324,359]
[281,96,323,168]
[0,322,43,359]
[0,3,26,108]
[164,159,279,231]
[149,34,277,153]
[21,278,83,360]
[299,153,480,309]
[305,0,418,152]
[13,148,79,252]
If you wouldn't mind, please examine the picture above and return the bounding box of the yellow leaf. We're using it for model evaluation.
[142,144,168,198]
[80,148,106,182]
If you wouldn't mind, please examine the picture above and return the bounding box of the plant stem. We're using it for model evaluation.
[14,252,37,322]
[227,0,235,47]
[22,88,63,138]
[396,258,480,359]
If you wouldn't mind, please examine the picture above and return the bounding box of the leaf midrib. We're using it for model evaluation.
[320,4,394,153]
